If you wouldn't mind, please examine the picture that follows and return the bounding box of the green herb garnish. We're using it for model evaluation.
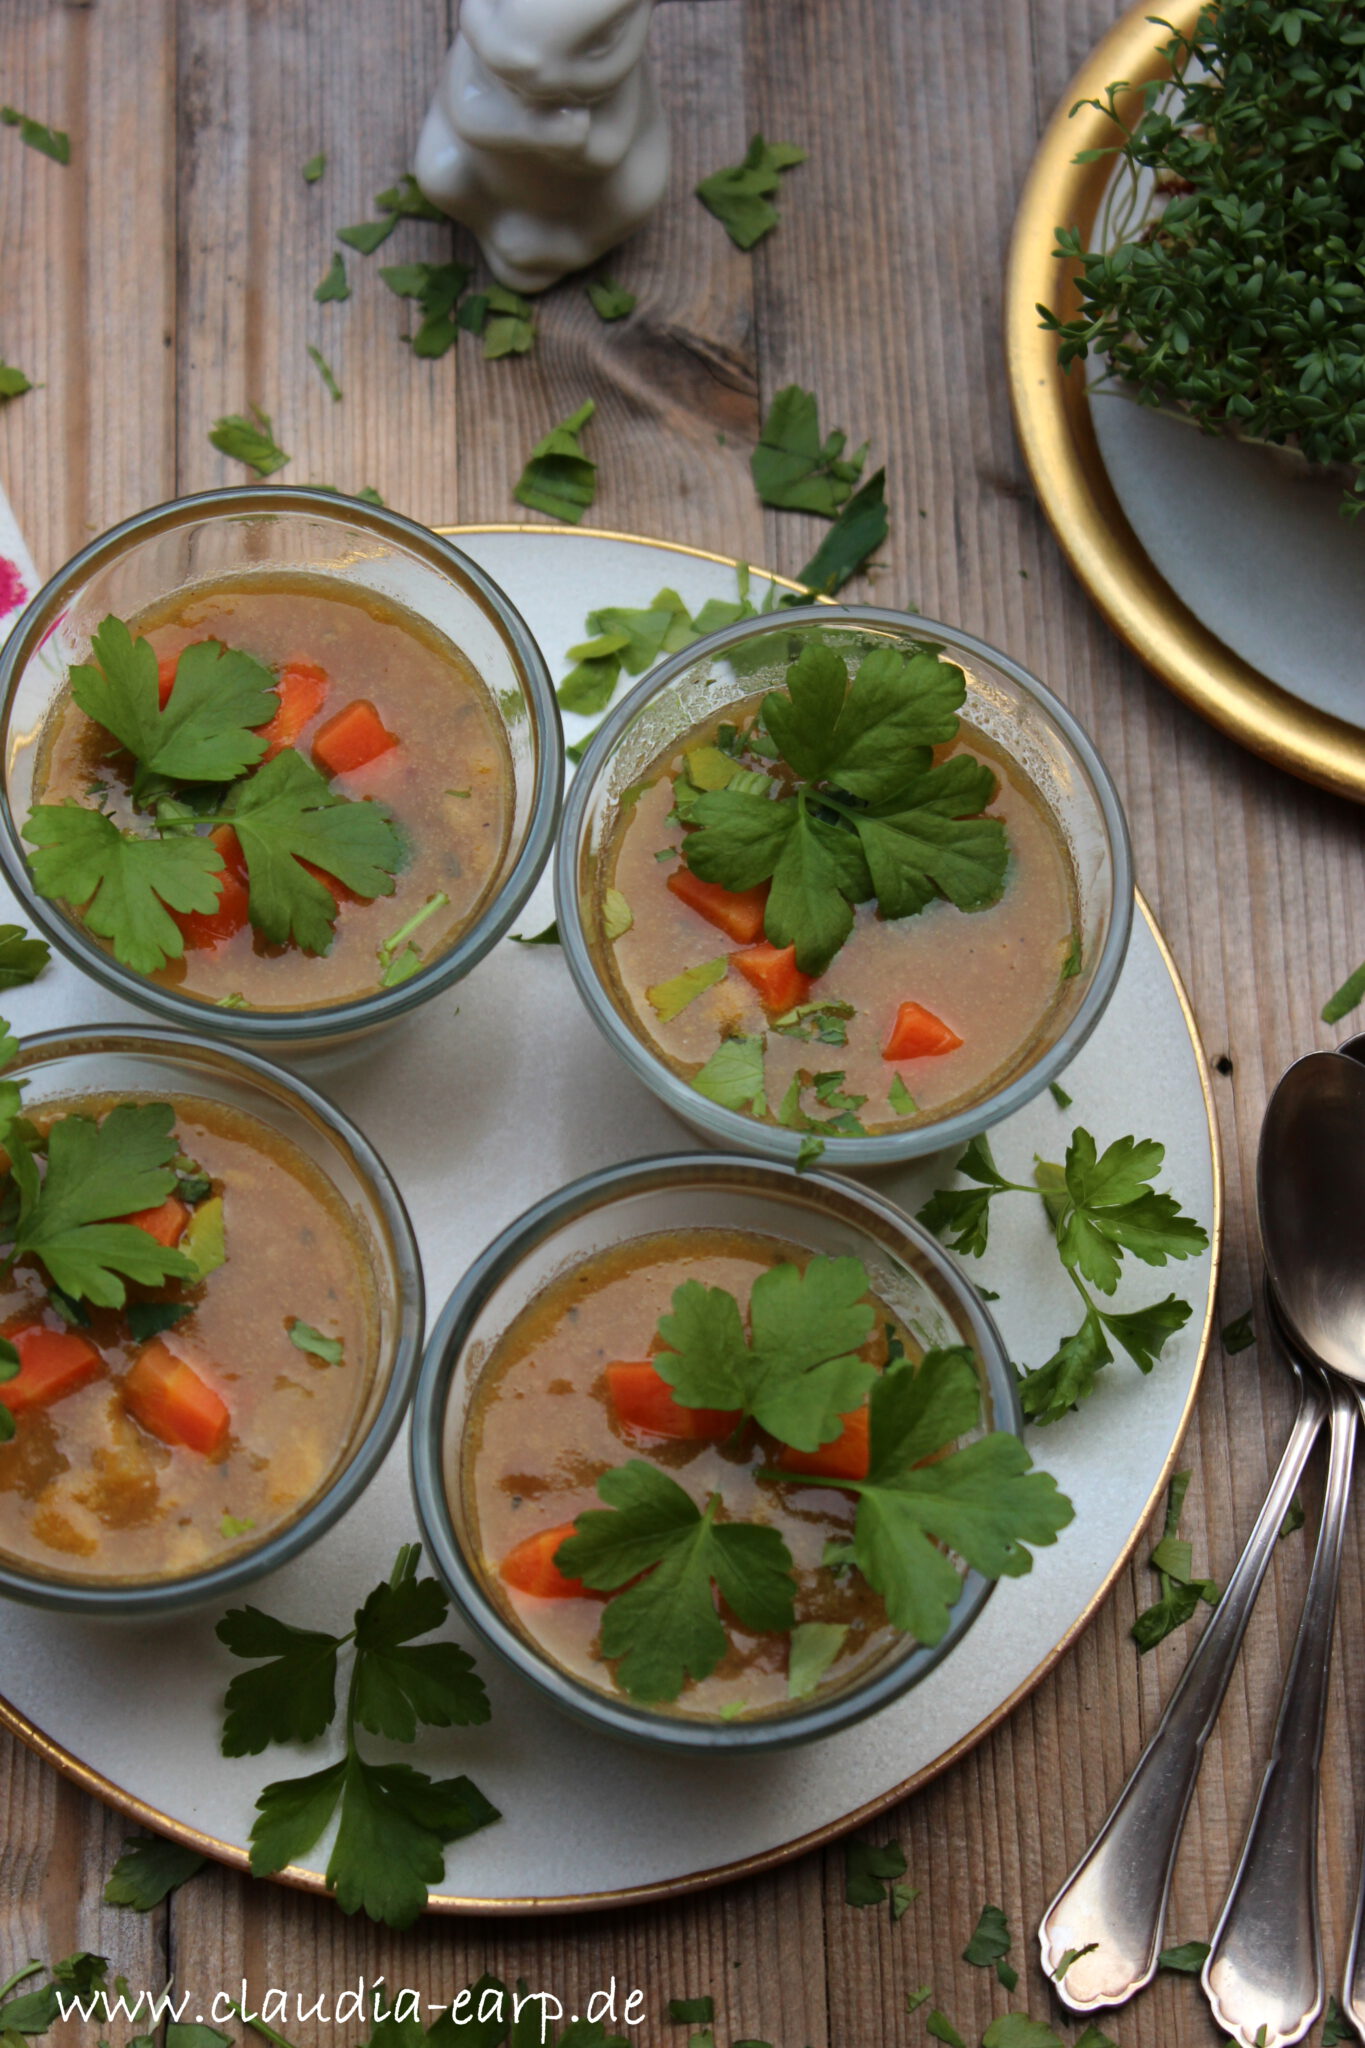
[0,924,49,989]
[1223,1307,1255,1353]
[919,1127,1207,1422]
[2,1100,195,1307]
[1324,1995,1352,2045]
[209,406,289,477]
[926,2016,966,2048]
[182,1193,226,1280]
[380,260,470,359]
[0,1955,108,2035]
[587,277,637,320]
[377,890,449,987]
[337,216,395,255]
[888,1073,916,1117]
[602,888,633,941]
[1074,2026,1118,2048]
[844,1836,907,1907]
[510,919,560,946]
[646,956,728,1022]
[515,401,597,524]
[0,360,33,402]
[696,135,806,249]
[306,344,342,402]
[1,107,69,163]
[221,1512,255,1540]
[555,1463,796,1703]
[963,1902,1012,1968]
[375,174,444,222]
[653,1254,876,1450]
[302,152,326,183]
[786,1620,846,1698]
[981,2020,1063,2048]
[1052,1943,1100,1984]
[314,252,349,302]
[691,1034,767,1115]
[796,468,889,595]
[751,385,867,515]
[1132,1469,1219,1652]
[288,1320,343,1366]
[104,1834,206,1911]
[219,1543,495,1929]
[667,1999,714,2025]
[473,283,536,358]
[1043,2,1365,517]
[681,640,1006,976]
[1157,1939,1210,1973]
[773,1346,1073,1643]
[223,749,401,951]
[73,618,275,794]
[20,810,225,977]
[772,998,855,1046]
[127,1300,193,1344]
[1324,960,1365,1024]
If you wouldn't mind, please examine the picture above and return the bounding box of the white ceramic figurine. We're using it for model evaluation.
[414,0,669,294]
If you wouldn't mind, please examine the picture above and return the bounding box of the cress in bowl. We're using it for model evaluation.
[0,488,562,1047]
[410,1153,1072,1753]
[0,1026,423,1616]
[555,608,1132,1166]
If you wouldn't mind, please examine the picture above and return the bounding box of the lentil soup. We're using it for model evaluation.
[0,1091,379,1583]
[30,572,514,1010]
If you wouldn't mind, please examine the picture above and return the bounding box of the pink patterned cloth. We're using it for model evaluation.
[0,479,38,651]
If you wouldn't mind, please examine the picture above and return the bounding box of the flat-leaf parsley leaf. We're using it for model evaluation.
[555,1461,795,1703]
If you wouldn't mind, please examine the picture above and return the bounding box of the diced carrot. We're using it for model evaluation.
[122,1340,230,1456]
[607,1360,741,1441]
[172,827,250,951]
[156,651,179,709]
[257,659,329,760]
[666,867,769,945]
[499,1523,590,1599]
[2,1326,104,1416]
[312,697,399,777]
[774,1408,870,1483]
[882,1001,964,1061]
[118,1195,189,1248]
[731,940,812,1015]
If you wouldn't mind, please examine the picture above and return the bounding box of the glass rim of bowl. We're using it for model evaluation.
[553,602,1135,1167]
[0,1021,426,1616]
[409,1148,1017,1755]
[0,487,564,1044]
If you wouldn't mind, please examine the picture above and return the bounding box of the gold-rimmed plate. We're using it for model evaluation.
[0,527,1219,1913]
[1007,0,1365,803]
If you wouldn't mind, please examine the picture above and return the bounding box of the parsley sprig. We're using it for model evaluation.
[24,615,403,973]
[557,1463,796,1703]
[918,1127,1208,1424]
[653,1255,876,1450]
[769,1346,1074,1645]
[680,639,1008,975]
[1043,0,1365,516]
[218,1543,496,1929]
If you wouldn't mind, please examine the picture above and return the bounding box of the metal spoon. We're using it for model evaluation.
[1200,1048,1365,2048]
[1038,1315,1328,2013]
[1330,1034,1365,2039]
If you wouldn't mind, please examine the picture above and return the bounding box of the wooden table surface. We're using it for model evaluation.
[3,3,1364,2043]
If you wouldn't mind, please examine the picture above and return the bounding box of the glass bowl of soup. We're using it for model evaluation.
[554,608,1132,1167]
[0,1026,424,1615]
[0,489,562,1047]
[411,1152,1072,1754]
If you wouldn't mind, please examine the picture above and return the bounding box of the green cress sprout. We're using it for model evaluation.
[1042,1,1365,517]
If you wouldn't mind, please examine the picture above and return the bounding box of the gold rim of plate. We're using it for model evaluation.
[1006,0,1365,803]
[0,525,1224,1915]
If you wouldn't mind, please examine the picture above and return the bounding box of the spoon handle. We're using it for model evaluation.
[1337,1383,1365,2035]
[1202,1374,1357,2048]
[1039,1366,1329,2013]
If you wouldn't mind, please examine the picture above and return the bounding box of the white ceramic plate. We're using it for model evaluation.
[0,526,1220,1912]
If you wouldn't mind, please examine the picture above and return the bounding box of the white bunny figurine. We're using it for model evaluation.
[414,0,668,294]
